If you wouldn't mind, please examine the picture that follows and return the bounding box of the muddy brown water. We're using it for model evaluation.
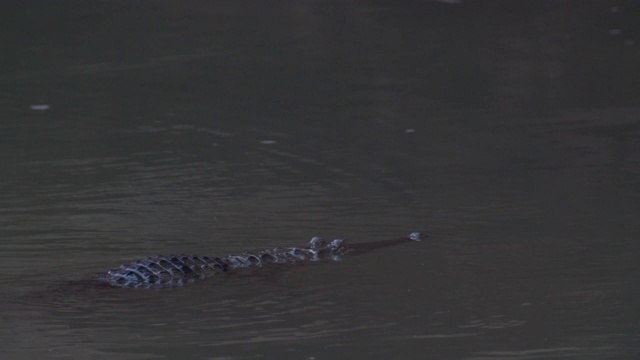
[1,1,639,359]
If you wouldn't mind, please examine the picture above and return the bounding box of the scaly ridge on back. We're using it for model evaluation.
[97,236,349,288]
[96,232,423,289]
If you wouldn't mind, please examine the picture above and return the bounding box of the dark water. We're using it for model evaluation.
[1,1,639,359]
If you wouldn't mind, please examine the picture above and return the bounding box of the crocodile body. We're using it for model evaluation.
[97,232,423,288]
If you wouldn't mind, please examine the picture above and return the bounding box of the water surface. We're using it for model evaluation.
[1,1,639,359]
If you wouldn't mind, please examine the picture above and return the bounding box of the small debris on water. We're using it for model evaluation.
[405,128,416,133]
[30,104,50,111]
[260,140,277,144]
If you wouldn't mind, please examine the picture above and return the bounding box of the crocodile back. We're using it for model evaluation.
[96,255,229,288]
[97,237,350,288]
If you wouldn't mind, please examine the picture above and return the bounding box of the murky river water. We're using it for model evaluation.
[1,1,639,359]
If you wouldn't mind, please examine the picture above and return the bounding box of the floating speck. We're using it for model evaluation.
[405,128,416,133]
[30,104,50,111]
[608,29,623,36]
[260,140,277,144]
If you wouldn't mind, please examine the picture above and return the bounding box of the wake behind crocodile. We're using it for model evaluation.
[98,232,424,288]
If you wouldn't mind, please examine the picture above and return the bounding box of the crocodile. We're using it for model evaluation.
[97,232,424,288]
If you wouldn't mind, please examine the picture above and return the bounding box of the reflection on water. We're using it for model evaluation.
[1,1,639,359]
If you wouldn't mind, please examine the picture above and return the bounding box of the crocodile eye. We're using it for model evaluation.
[308,236,326,249]
[330,238,347,251]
